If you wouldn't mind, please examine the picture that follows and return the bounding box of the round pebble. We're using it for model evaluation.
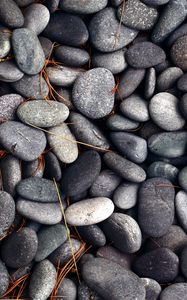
[0,30,11,59]
[77,225,106,247]
[54,46,90,67]
[56,278,77,300]
[113,182,139,209]
[0,94,24,123]
[147,161,179,183]
[157,67,183,92]
[141,278,161,300]
[107,114,140,131]
[47,66,84,87]
[0,60,24,83]
[120,94,149,122]
[0,191,15,239]
[171,35,187,71]
[0,259,9,297]
[59,0,108,14]
[160,283,187,300]
[0,0,24,28]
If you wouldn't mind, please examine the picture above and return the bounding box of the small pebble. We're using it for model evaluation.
[107,114,140,131]
[44,0,59,13]
[0,191,15,239]
[171,35,187,71]
[178,167,187,191]
[44,151,62,181]
[167,23,187,47]
[0,94,24,123]
[47,66,84,87]
[144,67,156,99]
[0,259,9,297]
[59,0,108,14]
[0,30,11,59]
[0,60,24,83]
[175,191,187,232]
[113,182,139,209]
[56,278,77,300]
[141,278,161,300]
[0,0,24,28]
[147,161,179,183]
[77,225,106,247]
[55,46,90,67]
[159,283,187,299]
[156,67,183,92]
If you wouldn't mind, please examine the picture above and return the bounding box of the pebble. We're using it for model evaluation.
[1,228,38,268]
[22,158,44,178]
[147,161,179,183]
[171,35,187,71]
[29,260,57,300]
[17,100,69,128]
[0,61,24,83]
[11,74,49,99]
[107,114,140,131]
[142,0,169,4]
[55,88,73,109]
[152,0,187,43]
[44,152,62,181]
[0,0,24,28]
[157,67,183,92]
[0,191,15,239]
[0,155,21,196]
[17,200,63,225]
[148,131,187,158]
[44,0,59,13]
[149,92,185,131]
[167,23,187,47]
[180,246,187,278]
[39,36,53,58]
[15,0,35,6]
[55,46,90,67]
[12,28,45,75]
[141,278,161,300]
[138,178,175,237]
[10,262,33,282]
[176,191,187,232]
[144,67,156,99]
[110,132,147,163]
[78,282,103,300]
[113,182,139,209]
[90,169,121,198]
[120,94,150,122]
[0,94,24,123]
[47,123,78,164]
[104,152,146,183]
[0,121,46,161]
[139,120,161,140]
[77,225,106,247]
[47,66,84,87]
[0,30,11,59]
[23,3,50,35]
[92,49,127,74]
[117,68,145,99]
[102,213,142,253]
[82,257,146,300]
[111,0,123,6]
[159,283,187,299]
[117,0,158,31]
[59,0,108,14]
[177,74,187,92]
[133,248,179,283]
[72,68,115,119]
[56,278,77,300]
[17,177,58,202]
[61,150,101,196]
[0,259,9,297]
[43,12,89,46]
[35,224,68,261]
[126,42,165,68]
[69,112,110,150]
[178,167,187,191]
[65,197,114,226]
[180,94,187,118]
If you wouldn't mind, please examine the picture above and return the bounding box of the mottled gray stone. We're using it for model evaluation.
[113,182,139,209]
[160,283,187,300]
[167,23,187,47]
[157,67,183,92]
[120,94,149,122]
[171,35,187,71]
[0,259,9,297]
[78,225,106,247]
[59,0,107,13]
[141,278,161,300]
[55,45,90,67]
[47,66,84,87]
[0,30,11,59]
[22,158,44,178]
[0,94,24,123]
[145,67,156,99]
[107,114,139,131]
[0,191,15,239]
[147,161,179,183]
[0,60,24,83]
[78,282,103,300]
[56,278,77,300]
[0,0,24,28]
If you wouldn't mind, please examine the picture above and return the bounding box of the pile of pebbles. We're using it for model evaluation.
[2,0,187,299]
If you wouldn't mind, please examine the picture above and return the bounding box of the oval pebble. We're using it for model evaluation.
[15,0,35,7]
[54,46,90,67]
[157,67,183,92]
[176,191,187,233]
[0,259,9,297]
[120,94,149,122]
[59,0,107,14]
[0,94,24,123]
[39,36,53,58]
[113,182,139,209]
[167,23,187,47]
[144,67,156,99]
[44,151,62,181]
[0,191,15,239]
[56,278,77,300]
[171,35,187,71]
[47,66,84,87]
[147,161,179,183]
[78,282,103,300]
[0,0,24,28]
[29,260,57,300]
[77,225,106,247]
[179,167,187,191]
[0,60,24,83]
[0,30,11,59]
[17,100,69,128]
[65,197,114,226]
[160,283,187,300]
[107,114,140,131]
[72,68,115,119]
[22,158,44,178]
[141,278,161,300]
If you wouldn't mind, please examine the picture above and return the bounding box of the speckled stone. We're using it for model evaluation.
[145,67,156,99]
[54,45,90,67]
[0,259,9,297]
[176,191,187,233]
[120,94,149,122]
[56,278,77,300]
[0,94,24,123]
[0,30,11,59]
[89,8,138,52]
[29,260,57,300]
[107,114,139,131]
[0,61,24,83]
[159,283,187,300]
[78,225,106,247]
[47,66,84,87]
[0,0,24,28]
[59,0,107,13]
[0,191,15,239]
[113,182,139,209]
[141,278,161,300]
[157,67,183,92]
[78,282,103,300]
[171,35,187,71]
[147,161,179,183]
[72,68,115,119]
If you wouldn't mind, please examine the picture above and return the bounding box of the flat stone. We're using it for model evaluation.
[160,283,187,300]
[0,121,46,161]
[44,151,62,181]
[171,35,187,71]
[59,0,107,14]
[157,67,183,92]
[0,191,15,239]
[56,278,77,300]
[0,94,24,123]
[47,123,78,164]
[61,150,101,196]
[35,224,68,262]
[102,213,142,253]
[0,30,11,59]
[104,152,146,183]
[55,46,90,67]
[120,94,149,122]
[152,0,187,43]
[141,278,161,300]
[29,260,57,300]
[77,225,106,247]
[110,132,147,163]
[72,68,115,119]
[47,66,84,87]
[17,100,69,128]
[43,12,89,46]
[0,0,24,28]
[138,178,175,237]
[89,8,138,52]
[17,200,63,225]
[113,182,139,209]
[144,67,156,99]
[12,28,45,75]
[117,0,158,30]
[23,3,50,35]
[126,42,165,68]
[147,161,179,183]
[133,248,179,283]
[1,228,38,268]
[167,23,187,47]
[0,60,24,82]
[107,114,139,131]
[39,36,53,58]
[0,259,9,297]
[82,257,146,300]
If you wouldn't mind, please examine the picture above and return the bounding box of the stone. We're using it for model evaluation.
[44,152,62,181]
[47,66,84,87]
[82,257,146,300]
[159,283,187,300]
[178,167,187,191]
[55,88,73,109]
[29,260,57,300]
[17,200,63,225]
[0,60,24,82]
[144,67,156,99]
[54,46,90,67]
[78,282,103,300]
[0,30,11,59]
[180,94,187,117]
[171,35,187,71]
[23,3,50,35]
[139,121,161,140]
[59,0,107,14]
[61,150,101,196]
[56,278,77,300]
[120,94,149,122]
[12,28,45,75]
[157,67,183,92]
[167,23,187,47]
[110,132,147,163]
[113,182,139,209]
[177,74,187,92]
[107,114,140,131]
[1,227,38,268]
[175,191,187,232]
[117,0,158,30]
[126,42,165,68]
[17,100,69,128]
[0,0,24,28]
[0,94,24,123]
[15,0,34,6]
[22,158,44,178]
[65,197,114,226]
[147,161,179,183]
[141,278,161,300]
[44,0,60,13]
[77,225,106,247]
[0,191,15,239]
[133,248,179,283]
[89,8,138,53]
[10,263,33,282]
[39,36,53,58]
[72,68,115,119]
[142,0,169,4]
[47,123,78,164]
[138,178,175,237]
[43,12,89,46]
[180,246,187,278]
[0,259,9,297]
[104,152,146,183]
[0,121,46,161]
[35,224,68,262]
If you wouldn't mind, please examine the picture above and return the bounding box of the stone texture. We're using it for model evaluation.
[0,0,24,28]
[0,191,15,239]
[0,61,24,82]
[0,94,24,123]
